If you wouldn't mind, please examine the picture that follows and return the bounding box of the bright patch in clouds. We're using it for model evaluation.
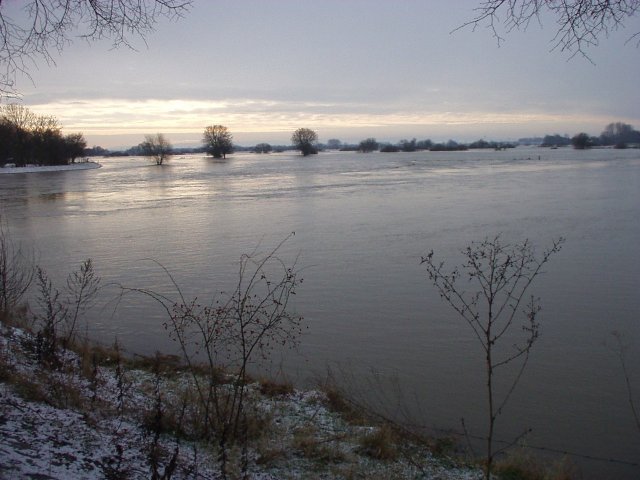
[28,97,613,147]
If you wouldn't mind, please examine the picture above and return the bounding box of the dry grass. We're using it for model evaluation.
[0,305,30,330]
[255,441,288,467]
[9,373,49,404]
[128,352,184,374]
[259,377,294,397]
[427,435,458,457]
[357,423,400,461]
[0,341,11,382]
[322,386,368,426]
[494,449,578,480]
[292,424,347,463]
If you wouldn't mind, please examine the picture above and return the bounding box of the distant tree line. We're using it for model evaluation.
[121,120,640,161]
[540,134,572,147]
[356,137,515,153]
[8,110,637,167]
[533,122,640,150]
[0,105,86,167]
[571,122,640,149]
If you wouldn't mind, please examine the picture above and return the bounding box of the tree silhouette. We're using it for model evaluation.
[358,138,379,153]
[291,128,318,156]
[140,133,172,165]
[203,125,233,159]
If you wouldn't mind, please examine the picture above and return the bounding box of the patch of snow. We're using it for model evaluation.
[0,162,101,174]
[0,323,481,479]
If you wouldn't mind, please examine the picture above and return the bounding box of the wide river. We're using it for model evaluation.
[1,147,639,477]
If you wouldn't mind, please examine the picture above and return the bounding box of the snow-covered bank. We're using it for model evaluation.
[0,162,101,174]
[0,322,480,479]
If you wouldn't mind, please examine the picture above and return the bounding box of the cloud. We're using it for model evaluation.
[21,95,626,148]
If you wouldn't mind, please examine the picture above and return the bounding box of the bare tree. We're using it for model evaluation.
[140,133,172,165]
[1,104,83,166]
[457,0,640,59]
[291,128,318,156]
[358,138,379,153]
[203,125,233,159]
[64,133,87,163]
[0,0,192,98]
[253,142,272,154]
[1,104,35,129]
[421,235,564,479]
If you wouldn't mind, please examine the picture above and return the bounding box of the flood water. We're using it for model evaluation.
[1,147,639,477]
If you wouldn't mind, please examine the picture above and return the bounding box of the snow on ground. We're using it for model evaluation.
[0,162,101,174]
[0,322,481,479]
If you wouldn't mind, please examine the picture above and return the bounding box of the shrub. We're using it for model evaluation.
[126,235,304,477]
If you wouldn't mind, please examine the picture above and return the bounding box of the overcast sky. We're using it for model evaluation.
[10,0,640,148]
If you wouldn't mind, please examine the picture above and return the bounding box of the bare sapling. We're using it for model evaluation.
[127,234,303,478]
[420,235,564,479]
[64,258,100,347]
[33,259,100,363]
[34,267,66,363]
[0,217,35,317]
[610,331,640,435]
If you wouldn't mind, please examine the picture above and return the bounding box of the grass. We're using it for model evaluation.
[259,377,295,397]
[322,385,369,426]
[357,424,399,461]
[494,449,578,480]
[292,424,347,463]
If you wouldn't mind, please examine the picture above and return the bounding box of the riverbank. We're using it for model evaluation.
[0,321,481,479]
[0,161,101,174]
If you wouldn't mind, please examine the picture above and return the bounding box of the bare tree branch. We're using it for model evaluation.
[0,0,192,97]
[454,0,640,59]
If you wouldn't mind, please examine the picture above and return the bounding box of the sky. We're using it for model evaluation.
[6,0,640,149]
